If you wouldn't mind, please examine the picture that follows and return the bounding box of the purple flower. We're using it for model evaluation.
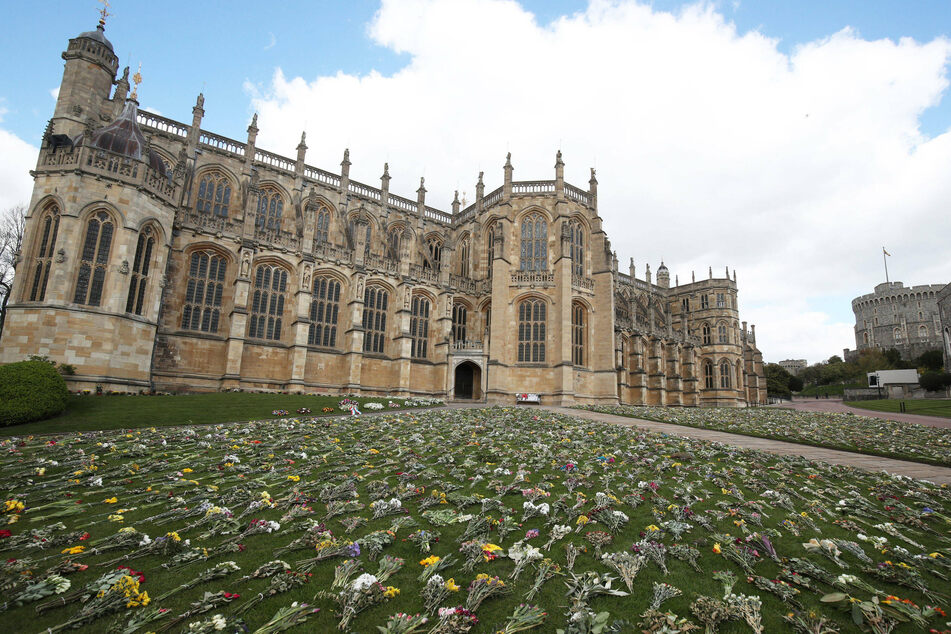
[525,529,540,540]
[347,542,361,557]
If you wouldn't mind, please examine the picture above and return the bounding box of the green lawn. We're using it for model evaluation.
[1,393,440,435]
[846,398,951,419]
[797,383,864,397]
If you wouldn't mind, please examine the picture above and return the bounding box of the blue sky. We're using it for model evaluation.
[4,1,950,143]
[1,0,950,363]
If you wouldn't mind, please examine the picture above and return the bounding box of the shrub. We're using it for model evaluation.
[0,360,69,426]
[919,372,951,392]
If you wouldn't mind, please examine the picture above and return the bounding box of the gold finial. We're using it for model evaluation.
[97,0,111,29]
[130,63,142,100]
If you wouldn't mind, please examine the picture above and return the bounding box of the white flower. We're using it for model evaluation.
[353,573,378,591]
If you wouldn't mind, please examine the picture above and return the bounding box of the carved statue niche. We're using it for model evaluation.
[302,265,312,289]
[355,275,365,300]
[293,191,305,237]
[241,251,251,277]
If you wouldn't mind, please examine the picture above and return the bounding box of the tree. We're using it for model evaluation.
[764,363,793,399]
[916,349,944,372]
[826,355,844,365]
[788,374,804,392]
[0,205,26,343]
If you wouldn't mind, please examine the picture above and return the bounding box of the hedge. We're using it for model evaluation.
[0,360,69,426]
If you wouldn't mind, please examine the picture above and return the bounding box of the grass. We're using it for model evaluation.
[845,398,951,419]
[1,407,949,632]
[797,383,864,397]
[0,393,439,435]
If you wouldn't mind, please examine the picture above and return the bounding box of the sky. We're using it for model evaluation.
[2,0,950,365]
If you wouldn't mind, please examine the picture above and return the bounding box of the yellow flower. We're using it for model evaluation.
[576,515,589,526]
[166,531,182,542]
[108,514,124,522]
[287,475,300,482]
[104,497,118,504]
[182,468,193,473]
[713,543,722,554]
[3,500,25,513]
[383,586,400,598]
[483,543,502,552]
[61,545,85,555]
[420,555,441,567]
[646,525,660,532]
[445,578,461,592]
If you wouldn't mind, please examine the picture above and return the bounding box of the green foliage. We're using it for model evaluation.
[763,364,792,399]
[916,349,944,372]
[0,360,69,426]
[919,372,951,392]
[26,354,76,376]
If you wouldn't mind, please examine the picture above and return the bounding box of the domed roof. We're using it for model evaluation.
[81,99,168,178]
[657,261,669,273]
[76,24,114,52]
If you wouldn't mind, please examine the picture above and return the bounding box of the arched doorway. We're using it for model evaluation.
[454,361,481,400]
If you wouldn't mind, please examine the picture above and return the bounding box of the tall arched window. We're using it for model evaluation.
[703,359,714,389]
[387,226,405,258]
[719,360,731,389]
[458,237,470,277]
[256,187,284,231]
[315,207,331,244]
[411,295,431,358]
[863,332,869,344]
[181,251,227,333]
[424,237,442,271]
[248,265,287,340]
[73,210,114,306]
[517,298,546,363]
[572,303,586,366]
[196,172,232,217]
[125,225,156,315]
[568,220,584,277]
[452,303,468,342]
[919,325,928,338]
[520,214,547,271]
[894,327,902,342]
[486,222,497,277]
[308,276,341,347]
[718,322,728,344]
[362,286,388,354]
[29,204,59,302]
[701,323,711,345]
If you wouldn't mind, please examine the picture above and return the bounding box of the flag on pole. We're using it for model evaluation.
[883,247,890,256]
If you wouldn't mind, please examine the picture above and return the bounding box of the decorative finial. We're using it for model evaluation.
[97,0,111,29]
[383,162,389,177]
[130,63,142,101]
[300,131,306,144]
[453,190,459,203]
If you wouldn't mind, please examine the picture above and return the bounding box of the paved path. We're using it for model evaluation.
[539,405,951,485]
[771,397,951,429]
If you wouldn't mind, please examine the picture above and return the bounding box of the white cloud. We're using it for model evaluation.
[0,127,37,212]
[142,106,162,116]
[245,0,951,363]
[264,32,276,51]
[50,87,59,101]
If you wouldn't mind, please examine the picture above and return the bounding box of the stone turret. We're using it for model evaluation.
[656,261,670,288]
[53,20,120,137]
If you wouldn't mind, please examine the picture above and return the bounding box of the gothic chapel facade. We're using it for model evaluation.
[0,22,766,406]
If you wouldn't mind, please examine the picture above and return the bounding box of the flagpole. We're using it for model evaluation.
[883,247,889,284]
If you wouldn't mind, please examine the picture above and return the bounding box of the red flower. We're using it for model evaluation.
[0,530,11,539]
[223,592,240,599]
[79,532,91,541]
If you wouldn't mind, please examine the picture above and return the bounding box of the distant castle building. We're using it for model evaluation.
[0,20,766,406]
[845,281,945,362]
[937,284,951,372]
[777,359,807,375]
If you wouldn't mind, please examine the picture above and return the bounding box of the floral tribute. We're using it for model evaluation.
[580,404,951,465]
[0,407,949,631]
